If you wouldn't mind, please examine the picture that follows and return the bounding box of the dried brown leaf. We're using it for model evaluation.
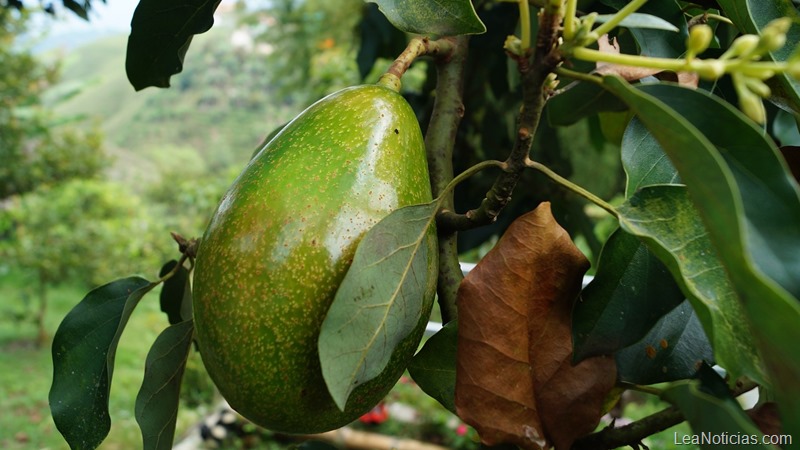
[527,236,616,450]
[747,402,782,438]
[594,35,699,88]
[455,203,617,450]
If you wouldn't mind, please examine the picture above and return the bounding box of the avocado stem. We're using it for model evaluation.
[380,37,457,91]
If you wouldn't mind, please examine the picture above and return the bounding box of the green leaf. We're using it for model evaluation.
[49,277,155,450]
[717,0,800,112]
[603,77,800,436]
[547,81,628,127]
[366,0,486,36]
[617,185,767,385]
[663,375,775,449]
[573,116,683,361]
[408,321,457,413]
[135,320,195,450]
[159,261,192,325]
[573,228,685,360]
[357,4,409,80]
[594,13,679,32]
[319,202,438,411]
[600,0,688,57]
[616,300,714,385]
[621,117,680,196]
[126,0,223,90]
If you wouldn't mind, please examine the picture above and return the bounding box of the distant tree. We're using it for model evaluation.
[0,8,126,347]
[0,8,107,200]
[2,179,155,346]
[240,0,364,104]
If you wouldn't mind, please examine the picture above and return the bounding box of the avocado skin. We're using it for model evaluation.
[193,85,437,433]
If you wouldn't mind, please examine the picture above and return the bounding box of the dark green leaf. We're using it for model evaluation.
[408,321,457,413]
[603,77,800,436]
[616,300,714,384]
[356,4,409,80]
[159,260,191,325]
[135,320,195,450]
[621,117,680,195]
[50,277,155,450]
[319,202,438,411]
[663,380,774,449]
[600,0,688,57]
[717,0,800,112]
[573,228,685,360]
[367,0,486,36]
[617,185,767,385]
[573,116,683,361]
[594,13,679,32]
[547,81,628,127]
[637,84,800,299]
[62,0,89,20]
[126,0,223,90]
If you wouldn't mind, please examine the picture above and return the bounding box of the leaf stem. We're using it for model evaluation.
[441,160,507,197]
[380,36,457,91]
[519,0,531,52]
[526,160,618,216]
[157,254,189,284]
[563,0,579,40]
[588,0,649,45]
[555,66,603,84]
[618,381,663,396]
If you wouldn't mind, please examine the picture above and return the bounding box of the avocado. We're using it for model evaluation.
[193,83,436,433]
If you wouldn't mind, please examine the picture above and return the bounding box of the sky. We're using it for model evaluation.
[32,0,137,35]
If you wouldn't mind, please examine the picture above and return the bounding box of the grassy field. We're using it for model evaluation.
[0,270,211,450]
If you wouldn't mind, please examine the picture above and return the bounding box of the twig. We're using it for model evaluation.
[384,37,456,81]
[438,1,564,232]
[571,379,760,450]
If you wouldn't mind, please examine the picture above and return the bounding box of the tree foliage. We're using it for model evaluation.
[46,0,800,449]
[0,9,106,200]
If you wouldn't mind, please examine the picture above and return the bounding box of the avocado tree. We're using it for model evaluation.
[49,0,800,449]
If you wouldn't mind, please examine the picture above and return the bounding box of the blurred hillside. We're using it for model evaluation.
[43,22,298,190]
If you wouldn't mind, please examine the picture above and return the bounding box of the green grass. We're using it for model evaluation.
[0,270,211,449]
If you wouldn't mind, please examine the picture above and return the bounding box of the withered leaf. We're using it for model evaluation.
[747,402,782,438]
[455,203,617,450]
[595,35,699,88]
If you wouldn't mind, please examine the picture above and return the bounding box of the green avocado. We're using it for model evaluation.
[193,83,437,433]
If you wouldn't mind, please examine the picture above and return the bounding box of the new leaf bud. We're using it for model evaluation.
[744,76,772,98]
[504,35,522,56]
[686,25,713,56]
[695,60,726,80]
[736,79,767,124]
[759,18,791,52]
[724,35,760,59]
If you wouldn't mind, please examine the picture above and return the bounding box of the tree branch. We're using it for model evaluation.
[571,379,760,450]
[438,2,564,232]
[424,35,470,323]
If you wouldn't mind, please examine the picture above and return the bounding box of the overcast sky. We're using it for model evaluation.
[32,0,137,36]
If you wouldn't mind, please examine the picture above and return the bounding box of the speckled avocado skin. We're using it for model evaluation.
[193,85,436,434]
